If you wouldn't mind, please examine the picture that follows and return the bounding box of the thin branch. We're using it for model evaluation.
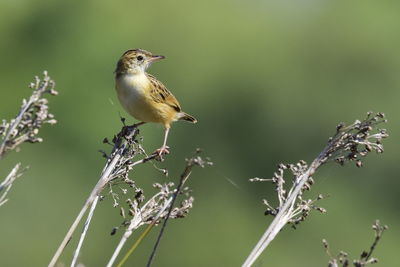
[107,192,164,267]
[49,125,146,267]
[355,220,388,266]
[70,196,100,267]
[115,224,154,267]
[110,153,211,267]
[0,163,22,206]
[323,220,388,267]
[146,157,197,267]
[243,112,388,267]
[0,71,57,207]
[0,71,57,159]
[243,165,319,267]
[49,121,206,267]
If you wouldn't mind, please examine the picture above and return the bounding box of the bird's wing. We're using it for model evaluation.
[147,73,181,112]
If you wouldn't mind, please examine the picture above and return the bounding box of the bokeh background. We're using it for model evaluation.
[0,0,399,266]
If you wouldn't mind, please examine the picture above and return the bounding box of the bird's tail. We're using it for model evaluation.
[178,112,197,123]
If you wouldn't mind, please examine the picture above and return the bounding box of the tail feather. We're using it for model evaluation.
[178,112,197,123]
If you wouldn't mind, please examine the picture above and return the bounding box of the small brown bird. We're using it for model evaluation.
[114,48,197,156]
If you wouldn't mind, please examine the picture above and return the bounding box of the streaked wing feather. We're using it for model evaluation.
[147,73,181,112]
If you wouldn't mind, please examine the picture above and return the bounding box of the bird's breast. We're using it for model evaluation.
[116,73,149,99]
[115,73,159,122]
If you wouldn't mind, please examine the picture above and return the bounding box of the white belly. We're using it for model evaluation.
[115,73,154,122]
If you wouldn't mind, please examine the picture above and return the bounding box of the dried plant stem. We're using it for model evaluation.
[0,95,35,158]
[114,155,205,267]
[48,127,140,267]
[70,195,99,267]
[146,163,194,267]
[243,112,388,267]
[108,191,173,267]
[0,99,31,158]
[0,71,57,159]
[0,163,22,206]
[49,157,119,267]
[0,71,57,207]
[323,220,387,266]
[242,160,321,267]
[108,220,139,267]
[49,120,206,267]
[115,224,155,267]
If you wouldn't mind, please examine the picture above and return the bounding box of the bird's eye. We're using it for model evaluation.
[136,55,144,61]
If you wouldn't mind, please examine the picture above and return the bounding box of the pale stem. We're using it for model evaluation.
[0,163,21,206]
[106,213,142,267]
[106,191,169,267]
[48,152,122,267]
[70,196,100,267]
[0,73,51,158]
[242,160,322,267]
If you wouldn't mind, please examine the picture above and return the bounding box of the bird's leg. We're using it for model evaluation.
[154,127,170,157]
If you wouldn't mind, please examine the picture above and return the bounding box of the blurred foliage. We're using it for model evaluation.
[0,0,399,266]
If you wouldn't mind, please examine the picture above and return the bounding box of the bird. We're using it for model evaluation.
[114,48,197,157]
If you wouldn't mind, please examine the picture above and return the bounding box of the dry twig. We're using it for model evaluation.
[145,153,211,267]
[0,71,57,206]
[0,164,23,206]
[243,112,388,267]
[323,220,388,267]
[49,123,207,267]
[49,124,152,267]
[0,71,57,158]
[108,152,211,267]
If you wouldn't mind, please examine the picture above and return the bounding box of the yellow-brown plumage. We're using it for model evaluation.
[114,48,197,156]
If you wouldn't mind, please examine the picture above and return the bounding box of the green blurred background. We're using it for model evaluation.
[0,0,399,266]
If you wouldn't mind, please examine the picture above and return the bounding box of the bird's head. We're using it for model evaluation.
[115,48,165,75]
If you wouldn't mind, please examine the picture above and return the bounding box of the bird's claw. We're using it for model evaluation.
[153,146,170,161]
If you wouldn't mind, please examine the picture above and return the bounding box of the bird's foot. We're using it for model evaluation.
[153,146,170,161]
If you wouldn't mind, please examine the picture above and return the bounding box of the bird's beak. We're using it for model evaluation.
[149,55,165,62]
